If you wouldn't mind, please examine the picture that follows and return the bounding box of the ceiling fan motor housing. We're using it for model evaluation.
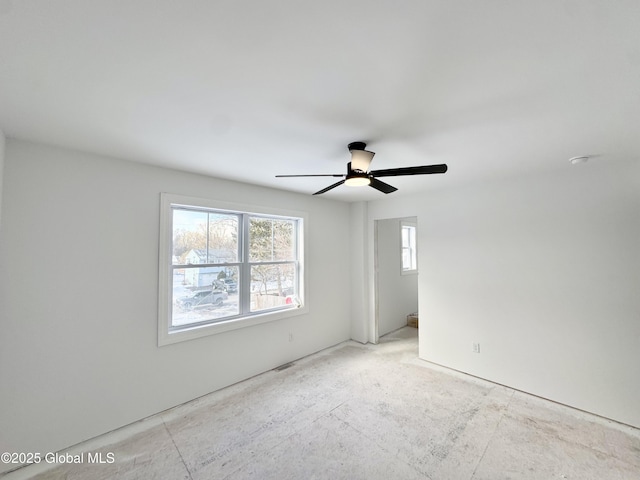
[348,141,367,152]
[346,162,370,178]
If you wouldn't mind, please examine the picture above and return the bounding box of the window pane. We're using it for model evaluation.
[250,263,296,312]
[409,226,416,249]
[172,266,240,327]
[207,212,239,263]
[401,224,417,271]
[249,217,295,262]
[173,209,239,265]
[173,209,208,264]
[402,248,411,270]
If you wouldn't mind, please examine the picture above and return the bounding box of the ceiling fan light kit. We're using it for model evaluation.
[276,142,448,195]
[345,172,371,187]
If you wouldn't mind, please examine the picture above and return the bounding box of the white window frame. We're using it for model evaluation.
[158,193,307,346]
[400,220,418,275]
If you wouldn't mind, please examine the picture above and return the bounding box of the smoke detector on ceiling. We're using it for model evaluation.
[569,155,590,165]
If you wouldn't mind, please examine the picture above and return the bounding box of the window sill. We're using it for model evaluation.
[158,304,308,346]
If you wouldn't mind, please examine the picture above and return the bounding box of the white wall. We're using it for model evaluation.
[0,139,352,469]
[367,160,640,428]
[0,128,5,227]
[376,217,418,336]
[349,202,369,343]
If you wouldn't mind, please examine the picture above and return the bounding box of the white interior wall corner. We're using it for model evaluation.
[0,128,5,228]
[349,201,369,343]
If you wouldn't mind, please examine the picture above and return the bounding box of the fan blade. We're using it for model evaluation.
[313,179,345,195]
[369,178,398,194]
[370,164,448,177]
[276,174,344,178]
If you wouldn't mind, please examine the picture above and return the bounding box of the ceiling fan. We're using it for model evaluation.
[276,142,447,195]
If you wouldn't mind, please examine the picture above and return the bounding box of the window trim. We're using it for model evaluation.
[400,220,418,275]
[158,193,308,346]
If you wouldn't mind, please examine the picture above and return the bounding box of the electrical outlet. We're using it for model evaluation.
[472,342,480,353]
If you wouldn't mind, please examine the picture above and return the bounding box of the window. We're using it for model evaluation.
[159,193,306,345]
[401,221,417,274]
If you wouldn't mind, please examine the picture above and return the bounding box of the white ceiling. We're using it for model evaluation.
[1,0,639,201]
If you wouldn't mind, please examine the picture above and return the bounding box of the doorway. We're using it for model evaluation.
[374,217,419,341]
